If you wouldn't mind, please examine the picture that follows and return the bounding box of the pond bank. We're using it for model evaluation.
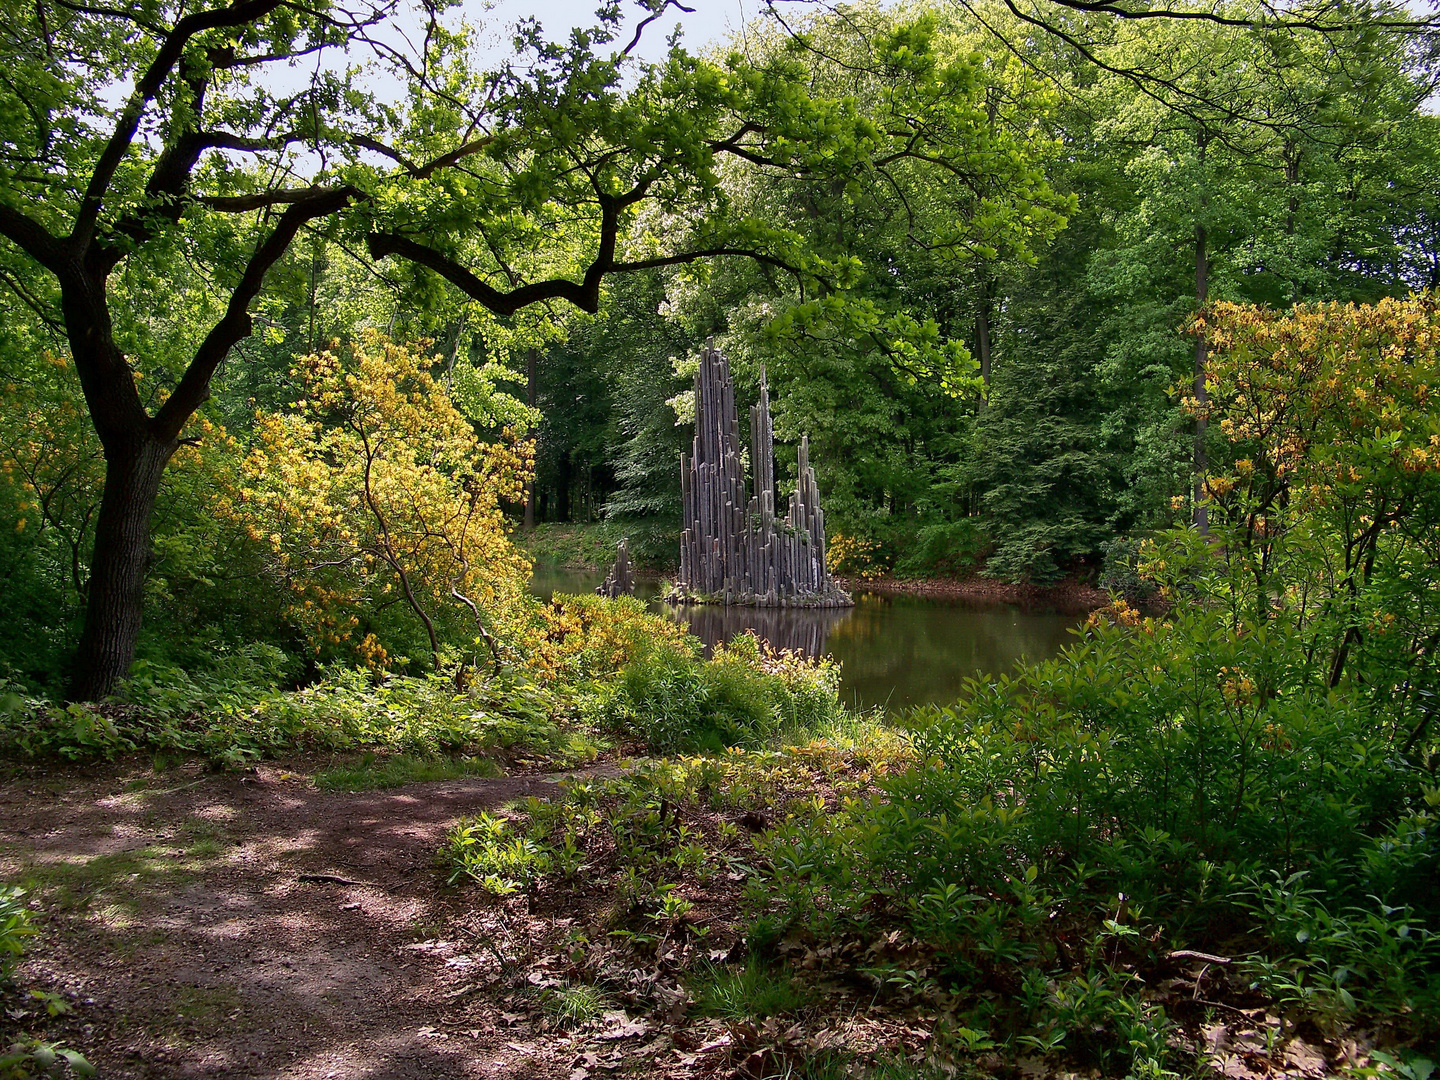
[528,566,1087,712]
[834,573,1111,614]
[519,527,1121,616]
[530,564,1112,618]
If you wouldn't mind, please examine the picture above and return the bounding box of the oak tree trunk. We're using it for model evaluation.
[61,268,184,701]
[68,433,175,700]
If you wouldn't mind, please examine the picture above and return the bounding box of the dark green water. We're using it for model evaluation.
[530,566,1083,713]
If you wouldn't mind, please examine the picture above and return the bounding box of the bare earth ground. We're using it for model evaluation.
[0,762,600,1079]
[0,758,1393,1080]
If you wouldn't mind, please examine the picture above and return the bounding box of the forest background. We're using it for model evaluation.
[3,0,1438,695]
[3,0,1440,1073]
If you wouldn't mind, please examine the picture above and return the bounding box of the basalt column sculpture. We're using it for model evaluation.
[674,340,851,608]
[596,538,635,598]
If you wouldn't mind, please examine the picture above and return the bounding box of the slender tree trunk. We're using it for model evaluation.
[68,433,175,700]
[1192,132,1210,537]
[523,348,537,530]
[557,449,572,522]
[1284,142,1301,301]
[975,274,993,411]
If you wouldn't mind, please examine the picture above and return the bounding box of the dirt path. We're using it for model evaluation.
[0,763,595,1079]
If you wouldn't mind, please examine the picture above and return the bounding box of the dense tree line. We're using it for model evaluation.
[532,3,1440,585]
[0,0,1068,695]
[0,0,1437,696]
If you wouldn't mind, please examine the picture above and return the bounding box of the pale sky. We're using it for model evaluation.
[240,0,771,156]
[469,0,763,65]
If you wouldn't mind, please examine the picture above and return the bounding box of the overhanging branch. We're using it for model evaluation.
[73,0,288,245]
[0,204,66,272]
[154,185,355,437]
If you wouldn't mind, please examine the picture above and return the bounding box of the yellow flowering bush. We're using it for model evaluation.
[1158,296,1440,689]
[224,333,535,669]
[522,592,691,684]
[827,532,887,579]
[1193,297,1440,494]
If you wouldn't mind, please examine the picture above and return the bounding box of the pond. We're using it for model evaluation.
[529,566,1084,713]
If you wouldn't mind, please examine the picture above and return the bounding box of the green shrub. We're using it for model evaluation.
[892,519,991,579]
[442,811,553,894]
[0,887,35,982]
[1097,535,1157,604]
[747,608,1440,1052]
[524,592,691,683]
[0,890,92,1076]
[596,633,843,753]
[0,663,577,766]
[0,1039,95,1078]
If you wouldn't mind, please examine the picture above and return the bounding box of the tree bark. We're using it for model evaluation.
[67,433,175,700]
[1284,141,1301,301]
[61,264,177,701]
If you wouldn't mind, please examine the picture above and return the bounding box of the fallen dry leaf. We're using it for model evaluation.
[595,1010,649,1040]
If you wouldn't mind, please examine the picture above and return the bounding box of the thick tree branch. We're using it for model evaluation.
[196,188,341,212]
[73,0,286,245]
[367,227,812,316]
[154,185,354,437]
[101,56,214,266]
[0,203,67,272]
[366,230,605,314]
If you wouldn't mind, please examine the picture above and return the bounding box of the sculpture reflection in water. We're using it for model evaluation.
[658,596,854,656]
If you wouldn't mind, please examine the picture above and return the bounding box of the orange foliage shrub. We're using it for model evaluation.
[1191,296,1440,499]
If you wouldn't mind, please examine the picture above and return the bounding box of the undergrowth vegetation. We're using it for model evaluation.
[0,662,581,769]
[592,633,847,754]
[750,611,1439,1067]
[0,595,846,771]
[441,607,1438,1077]
[0,888,92,1077]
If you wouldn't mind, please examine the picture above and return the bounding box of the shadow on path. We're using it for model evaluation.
[0,764,596,1079]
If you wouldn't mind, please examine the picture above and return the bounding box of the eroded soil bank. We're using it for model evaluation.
[834,574,1111,614]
